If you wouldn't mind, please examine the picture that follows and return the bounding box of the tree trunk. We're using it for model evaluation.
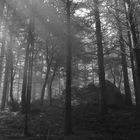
[9,67,14,103]
[0,6,6,87]
[40,38,53,104]
[94,0,107,114]
[32,72,37,102]
[48,65,57,106]
[120,39,132,106]
[64,0,73,135]
[40,64,51,104]
[21,34,30,113]
[9,34,15,104]
[124,0,140,118]
[84,64,87,86]
[1,52,10,111]
[118,69,123,90]
[23,1,34,135]
[92,61,95,84]
[115,0,132,106]
[0,41,5,88]
[17,72,20,101]
[127,29,138,99]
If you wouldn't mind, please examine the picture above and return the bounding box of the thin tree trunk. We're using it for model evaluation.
[9,68,14,103]
[118,69,123,90]
[94,0,107,114]
[84,64,87,86]
[32,71,37,102]
[0,41,5,88]
[48,65,57,106]
[17,72,20,101]
[40,63,51,104]
[40,39,53,104]
[58,69,61,95]
[92,61,95,84]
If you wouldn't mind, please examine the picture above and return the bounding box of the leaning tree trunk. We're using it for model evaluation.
[94,0,107,114]
[40,40,53,104]
[40,62,51,104]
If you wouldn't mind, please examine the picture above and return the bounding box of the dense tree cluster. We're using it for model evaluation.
[0,0,140,136]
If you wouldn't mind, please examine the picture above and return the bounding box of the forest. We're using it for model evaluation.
[0,0,140,139]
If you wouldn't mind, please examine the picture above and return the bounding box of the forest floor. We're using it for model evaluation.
[0,103,140,140]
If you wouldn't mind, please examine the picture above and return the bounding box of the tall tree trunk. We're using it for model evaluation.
[124,0,140,118]
[1,51,10,111]
[0,4,5,88]
[65,0,73,135]
[21,33,30,113]
[23,1,34,136]
[94,0,107,114]
[115,0,132,106]
[120,38,132,106]
[127,28,138,101]
[9,34,15,104]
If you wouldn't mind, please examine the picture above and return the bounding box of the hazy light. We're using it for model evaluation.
[75,8,90,17]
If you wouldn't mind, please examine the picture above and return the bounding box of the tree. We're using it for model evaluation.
[1,46,10,111]
[124,0,140,117]
[40,39,53,104]
[94,0,107,114]
[64,0,73,135]
[115,0,132,106]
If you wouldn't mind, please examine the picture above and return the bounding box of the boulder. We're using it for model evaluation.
[105,80,124,108]
[87,82,98,93]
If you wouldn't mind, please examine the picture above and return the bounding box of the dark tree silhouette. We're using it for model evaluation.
[65,0,73,135]
[94,0,107,114]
